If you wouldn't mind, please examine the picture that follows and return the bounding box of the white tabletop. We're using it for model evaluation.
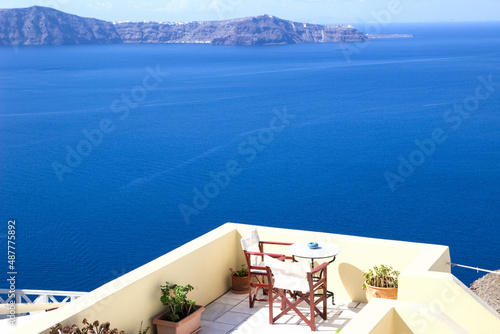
[287,241,341,259]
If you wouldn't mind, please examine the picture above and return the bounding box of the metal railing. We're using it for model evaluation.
[0,289,87,317]
[449,262,500,275]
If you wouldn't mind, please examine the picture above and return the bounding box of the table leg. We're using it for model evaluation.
[292,255,337,305]
[312,256,336,305]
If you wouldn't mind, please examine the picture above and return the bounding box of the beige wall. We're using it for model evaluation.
[340,236,500,333]
[398,273,500,333]
[345,298,473,334]
[11,224,242,334]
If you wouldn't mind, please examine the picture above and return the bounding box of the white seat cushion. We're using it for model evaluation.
[264,255,311,292]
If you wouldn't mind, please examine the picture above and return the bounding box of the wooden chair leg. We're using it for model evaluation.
[309,292,315,331]
[270,288,329,331]
[268,287,274,324]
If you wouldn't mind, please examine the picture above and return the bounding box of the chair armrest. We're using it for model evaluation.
[311,262,329,274]
[245,251,287,259]
[260,241,293,246]
[258,241,294,261]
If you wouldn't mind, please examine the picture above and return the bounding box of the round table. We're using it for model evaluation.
[287,241,341,265]
[287,241,341,304]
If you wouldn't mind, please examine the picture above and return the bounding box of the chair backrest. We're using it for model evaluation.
[241,229,263,267]
[264,255,311,292]
[240,229,260,252]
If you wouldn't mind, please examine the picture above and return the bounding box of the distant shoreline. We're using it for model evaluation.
[366,34,414,39]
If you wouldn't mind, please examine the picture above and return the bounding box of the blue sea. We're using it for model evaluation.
[1,22,499,292]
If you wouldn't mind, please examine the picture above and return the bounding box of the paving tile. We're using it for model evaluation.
[273,313,301,325]
[203,290,360,333]
[356,302,367,309]
[331,317,350,327]
[199,320,235,334]
[347,301,360,308]
[338,308,361,318]
[232,309,271,332]
[230,301,267,315]
[328,308,343,316]
[216,294,248,306]
[226,291,249,300]
[216,311,250,326]
[202,302,235,322]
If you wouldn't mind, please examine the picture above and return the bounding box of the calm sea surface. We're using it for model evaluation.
[1,22,499,292]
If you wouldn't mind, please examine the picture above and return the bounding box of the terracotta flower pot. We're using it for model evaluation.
[365,284,398,302]
[231,274,249,294]
[153,305,205,334]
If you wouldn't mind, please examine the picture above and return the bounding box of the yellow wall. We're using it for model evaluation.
[11,224,242,334]
[345,298,473,334]
[341,238,500,333]
[341,298,396,334]
[398,272,500,333]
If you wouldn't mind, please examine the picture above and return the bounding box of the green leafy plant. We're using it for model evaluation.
[229,264,248,277]
[335,328,342,333]
[362,264,400,288]
[160,282,197,322]
[49,319,124,334]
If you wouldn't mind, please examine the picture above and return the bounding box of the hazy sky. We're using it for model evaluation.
[2,0,500,24]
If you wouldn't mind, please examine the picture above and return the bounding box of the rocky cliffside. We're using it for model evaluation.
[115,15,368,46]
[470,270,500,314]
[0,6,121,45]
[0,6,368,46]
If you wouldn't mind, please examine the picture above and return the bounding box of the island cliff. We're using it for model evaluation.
[0,6,121,45]
[0,6,368,46]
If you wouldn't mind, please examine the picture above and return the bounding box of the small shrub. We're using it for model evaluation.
[49,319,124,334]
[160,282,197,322]
[229,264,248,277]
[362,264,400,288]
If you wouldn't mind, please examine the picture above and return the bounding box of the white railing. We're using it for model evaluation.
[0,289,87,317]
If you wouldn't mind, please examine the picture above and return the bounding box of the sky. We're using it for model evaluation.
[2,0,500,24]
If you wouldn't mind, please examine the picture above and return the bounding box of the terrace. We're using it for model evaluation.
[199,290,364,333]
[4,223,500,333]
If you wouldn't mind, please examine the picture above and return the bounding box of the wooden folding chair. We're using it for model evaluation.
[264,255,328,331]
[240,229,292,308]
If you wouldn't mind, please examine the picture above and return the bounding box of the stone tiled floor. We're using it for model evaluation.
[200,291,365,333]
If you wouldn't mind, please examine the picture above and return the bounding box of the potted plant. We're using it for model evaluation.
[153,282,204,334]
[229,264,249,294]
[362,264,399,301]
[49,319,124,334]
